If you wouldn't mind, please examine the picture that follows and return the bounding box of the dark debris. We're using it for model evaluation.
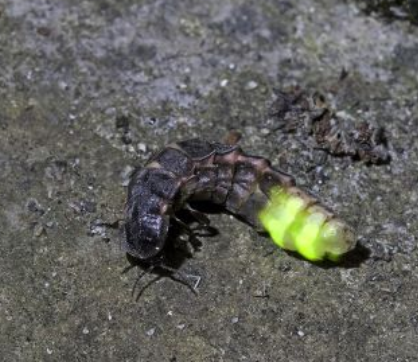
[268,87,391,165]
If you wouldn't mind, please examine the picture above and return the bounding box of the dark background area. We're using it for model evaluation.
[1,0,417,361]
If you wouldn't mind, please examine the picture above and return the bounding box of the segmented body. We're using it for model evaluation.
[125,138,355,262]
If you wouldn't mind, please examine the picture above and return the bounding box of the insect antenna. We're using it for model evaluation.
[135,275,163,302]
[156,263,201,294]
[130,263,201,300]
[132,264,156,298]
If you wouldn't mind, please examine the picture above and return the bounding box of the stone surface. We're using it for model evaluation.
[1,1,418,361]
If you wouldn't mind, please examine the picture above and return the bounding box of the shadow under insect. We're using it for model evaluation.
[285,242,370,269]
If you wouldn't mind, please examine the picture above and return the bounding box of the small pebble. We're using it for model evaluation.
[121,165,134,186]
[146,327,156,337]
[88,219,108,239]
[220,79,229,87]
[125,145,135,153]
[33,223,45,237]
[245,80,258,90]
[58,81,69,91]
[45,221,55,228]
[137,143,147,153]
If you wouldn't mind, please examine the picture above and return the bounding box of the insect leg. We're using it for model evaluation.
[171,215,202,252]
[184,203,211,225]
[172,215,194,235]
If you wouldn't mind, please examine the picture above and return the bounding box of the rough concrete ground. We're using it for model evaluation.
[1,0,418,361]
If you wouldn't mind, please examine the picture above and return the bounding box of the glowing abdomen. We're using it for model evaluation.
[259,187,356,261]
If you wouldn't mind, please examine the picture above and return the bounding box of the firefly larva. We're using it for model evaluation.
[125,137,356,264]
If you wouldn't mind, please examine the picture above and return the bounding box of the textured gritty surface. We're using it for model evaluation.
[1,1,418,361]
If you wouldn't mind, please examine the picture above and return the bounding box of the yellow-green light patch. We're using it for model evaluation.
[293,211,326,261]
[259,187,354,261]
[259,191,305,251]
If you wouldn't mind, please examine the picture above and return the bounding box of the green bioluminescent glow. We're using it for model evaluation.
[258,187,354,261]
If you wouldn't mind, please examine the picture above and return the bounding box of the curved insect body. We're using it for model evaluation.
[125,138,356,263]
